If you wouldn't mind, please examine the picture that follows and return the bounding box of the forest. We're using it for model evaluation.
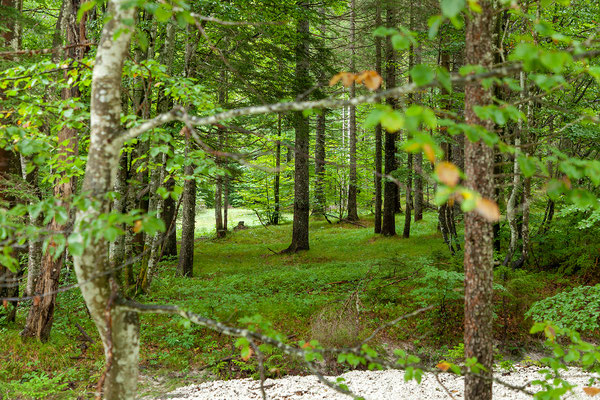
[1,0,600,399]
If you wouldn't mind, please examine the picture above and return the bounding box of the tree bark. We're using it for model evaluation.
[71,1,140,398]
[373,0,383,233]
[381,2,396,237]
[22,0,84,342]
[177,139,196,278]
[177,25,197,277]
[463,2,495,399]
[159,21,178,259]
[285,0,311,252]
[314,110,326,215]
[346,0,359,221]
[273,114,282,224]
[414,152,423,221]
[20,155,43,296]
[0,149,22,323]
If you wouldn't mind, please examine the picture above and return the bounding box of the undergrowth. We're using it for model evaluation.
[0,210,589,399]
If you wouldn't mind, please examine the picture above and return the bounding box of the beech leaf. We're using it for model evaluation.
[436,362,451,372]
[356,70,383,91]
[583,387,600,397]
[475,198,500,222]
[329,72,357,88]
[435,161,460,186]
[423,144,436,164]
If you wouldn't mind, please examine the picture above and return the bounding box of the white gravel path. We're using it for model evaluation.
[157,366,599,399]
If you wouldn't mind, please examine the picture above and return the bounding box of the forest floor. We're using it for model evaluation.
[0,210,572,399]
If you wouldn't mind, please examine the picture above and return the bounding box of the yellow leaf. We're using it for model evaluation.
[404,142,421,153]
[133,220,143,234]
[356,70,383,91]
[435,162,460,187]
[475,198,500,222]
[423,144,436,164]
[329,72,357,88]
[583,387,600,396]
[436,362,451,371]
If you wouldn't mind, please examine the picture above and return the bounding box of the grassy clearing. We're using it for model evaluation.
[185,208,292,237]
[0,210,564,399]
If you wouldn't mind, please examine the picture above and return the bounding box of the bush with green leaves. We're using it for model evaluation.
[526,285,600,334]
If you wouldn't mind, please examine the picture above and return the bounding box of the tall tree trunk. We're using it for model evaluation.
[346,0,359,221]
[463,2,495,399]
[71,1,140,398]
[314,110,326,215]
[177,28,197,277]
[160,21,178,259]
[285,0,310,252]
[373,0,383,233]
[177,138,196,277]
[403,17,415,239]
[20,155,43,296]
[22,0,84,342]
[273,114,282,224]
[414,152,423,221]
[223,173,229,231]
[135,13,162,293]
[381,2,397,236]
[110,152,128,277]
[0,149,23,323]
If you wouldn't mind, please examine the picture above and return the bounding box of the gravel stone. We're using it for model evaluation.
[156,366,599,399]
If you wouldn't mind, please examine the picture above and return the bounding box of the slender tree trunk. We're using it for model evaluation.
[414,152,423,221]
[20,155,43,296]
[160,21,178,259]
[314,110,327,215]
[346,0,359,221]
[403,152,412,238]
[223,173,229,231]
[178,31,197,277]
[71,1,140,398]
[215,155,224,238]
[373,0,383,233]
[161,175,177,258]
[403,20,415,239]
[22,0,84,342]
[177,139,196,277]
[273,114,282,224]
[464,2,495,399]
[110,152,128,276]
[0,149,22,323]
[285,0,310,252]
[381,2,397,236]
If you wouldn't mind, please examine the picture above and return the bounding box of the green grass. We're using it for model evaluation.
[1,209,563,399]
[184,208,292,237]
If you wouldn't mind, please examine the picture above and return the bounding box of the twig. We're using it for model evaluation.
[250,341,268,400]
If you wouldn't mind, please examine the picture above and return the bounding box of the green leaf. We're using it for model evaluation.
[154,4,173,23]
[540,51,572,74]
[410,64,435,86]
[373,26,396,37]
[77,1,96,22]
[364,108,385,129]
[391,34,411,50]
[437,67,452,93]
[440,0,466,18]
[428,15,443,39]
[517,154,537,177]
[380,110,404,133]
[68,232,85,257]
